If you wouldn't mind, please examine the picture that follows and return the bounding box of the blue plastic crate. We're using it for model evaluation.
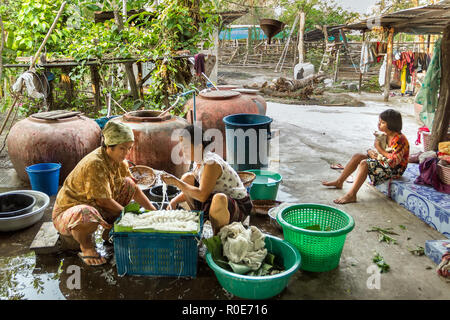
[112,212,203,277]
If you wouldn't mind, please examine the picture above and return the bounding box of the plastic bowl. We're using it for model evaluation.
[206,235,301,299]
[245,170,282,201]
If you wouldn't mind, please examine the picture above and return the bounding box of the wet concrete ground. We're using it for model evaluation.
[1,94,449,300]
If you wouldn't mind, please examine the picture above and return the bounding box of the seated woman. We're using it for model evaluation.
[322,109,409,204]
[52,121,156,266]
[161,125,253,234]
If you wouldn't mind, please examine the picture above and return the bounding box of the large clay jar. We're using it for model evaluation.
[111,110,190,178]
[7,112,101,184]
[184,90,260,158]
[232,88,267,115]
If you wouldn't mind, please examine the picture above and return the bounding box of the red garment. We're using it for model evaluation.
[415,126,430,145]
[437,252,450,278]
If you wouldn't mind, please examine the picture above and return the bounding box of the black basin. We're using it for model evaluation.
[147,185,180,205]
[0,193,37,218]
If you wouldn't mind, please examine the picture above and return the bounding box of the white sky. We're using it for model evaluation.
[334,0,379,14]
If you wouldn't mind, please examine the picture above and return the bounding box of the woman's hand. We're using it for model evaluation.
[167,198,178,210]
[161,172,180,187]
[367,149,378,160]
[374,139,382,153]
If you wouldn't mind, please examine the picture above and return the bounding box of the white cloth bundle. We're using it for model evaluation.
[12,71,45,99]
[218,222,267,271]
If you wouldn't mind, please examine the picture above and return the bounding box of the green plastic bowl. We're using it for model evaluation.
[277,204,354,272]
[245,170,282,201]
[206,235,301,299]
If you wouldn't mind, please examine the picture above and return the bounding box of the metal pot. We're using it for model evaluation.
[0,190,50,232]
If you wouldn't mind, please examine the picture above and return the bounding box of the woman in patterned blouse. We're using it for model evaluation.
[162,125,253,234]
[52,121,156,266]
[322,109,410,204]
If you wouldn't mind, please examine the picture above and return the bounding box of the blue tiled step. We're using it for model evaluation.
[373,164,450,239]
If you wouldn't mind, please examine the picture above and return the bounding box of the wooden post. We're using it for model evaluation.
[430,22,450,150]
[359,31,366,94]
[298,11,306,64]
[383,27,395,102]
[334,50,340,83]
[427,34,431,55]
[137,62,144,100]
[90,65,101,112]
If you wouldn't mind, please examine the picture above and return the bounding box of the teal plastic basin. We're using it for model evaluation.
[205,235,301,299]
[245,170,282,200]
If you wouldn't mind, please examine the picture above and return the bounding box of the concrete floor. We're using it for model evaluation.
[0,94,449,300]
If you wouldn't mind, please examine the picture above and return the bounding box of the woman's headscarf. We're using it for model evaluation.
[102,121,134,147]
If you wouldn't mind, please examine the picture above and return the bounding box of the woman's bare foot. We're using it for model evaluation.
[333,194,357,204]
[322,180,343,189]
[79,247,106,266]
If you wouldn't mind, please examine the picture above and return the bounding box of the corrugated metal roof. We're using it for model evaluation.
[341,0,450,34]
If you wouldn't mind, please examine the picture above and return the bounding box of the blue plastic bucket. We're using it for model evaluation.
[25,163,61,196]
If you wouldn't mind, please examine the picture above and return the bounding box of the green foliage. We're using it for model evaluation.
[0,0,218,116]
[279,0,360,34]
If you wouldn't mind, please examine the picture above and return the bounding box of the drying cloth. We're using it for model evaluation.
[401,65,407,95]
[379,56,387,87]
[415,157,450,194]
[12,71,45,99]
[102,121,134,147]
[194,53,205,76]
[360,41,374,74]
[218,222,267,271]
[415,38,442,129]
[437,252,450,278]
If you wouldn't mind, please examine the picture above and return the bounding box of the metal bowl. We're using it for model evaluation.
[0,193,36,218]
[0,190,50,232]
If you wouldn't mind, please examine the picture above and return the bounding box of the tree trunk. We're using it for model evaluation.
[90,65,101,113]
[0,15,4,98]
[384,28,395,102]
[298,11,305,64]
[430,22,450,150]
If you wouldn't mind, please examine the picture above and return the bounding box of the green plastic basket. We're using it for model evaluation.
[277,204,354,272]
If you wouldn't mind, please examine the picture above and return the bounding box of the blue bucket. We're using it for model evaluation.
[25,163,61,196]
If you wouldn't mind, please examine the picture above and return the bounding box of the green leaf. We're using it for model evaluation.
[228,262,252,275]
[124,202,141,214]
[86,4,101,11]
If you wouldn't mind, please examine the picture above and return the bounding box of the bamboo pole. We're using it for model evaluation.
[384,28,395,102]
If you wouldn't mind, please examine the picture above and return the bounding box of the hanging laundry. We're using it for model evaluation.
[360,41,374,74]
[379,56,387,87]
[401,65,407,95]
[415,38,442,129]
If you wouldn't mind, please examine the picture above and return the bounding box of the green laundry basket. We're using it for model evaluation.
[277,204,354,272]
